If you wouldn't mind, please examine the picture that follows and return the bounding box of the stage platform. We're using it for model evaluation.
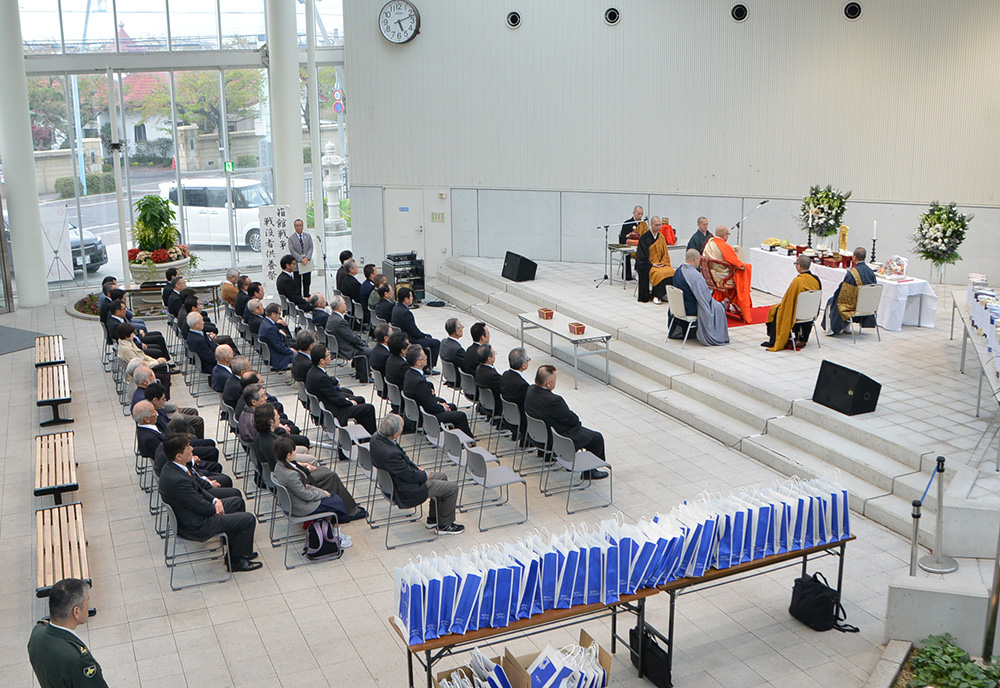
[428,256,1000,546]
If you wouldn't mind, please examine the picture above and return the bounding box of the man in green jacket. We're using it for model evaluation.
[27,578,108,687]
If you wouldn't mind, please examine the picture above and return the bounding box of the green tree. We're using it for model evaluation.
[299,66,342,127]
[140,69,264,134]
[26,75,67,149]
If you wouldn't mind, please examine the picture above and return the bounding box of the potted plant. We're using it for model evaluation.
[912,201,972,282]
[800,185,851,247]
[127,194,198,283]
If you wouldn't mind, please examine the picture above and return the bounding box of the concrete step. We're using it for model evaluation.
[693,363,795,412]
[426,280,484,312]
[790,400,927,472]
[444,258,511,291]
[648,389,761,447]
[740,434,933,544]
[765,415,934,508]
[670,373,786,432]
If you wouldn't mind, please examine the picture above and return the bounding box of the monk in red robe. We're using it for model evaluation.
[702,225,754,323]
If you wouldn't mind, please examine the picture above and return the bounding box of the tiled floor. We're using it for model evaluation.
[0,286,978,687]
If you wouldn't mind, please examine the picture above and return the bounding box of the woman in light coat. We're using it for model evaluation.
[117,322,172,394]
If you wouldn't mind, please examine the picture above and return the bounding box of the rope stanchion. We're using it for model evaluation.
[909,500,922,577]
[919,456,959,575]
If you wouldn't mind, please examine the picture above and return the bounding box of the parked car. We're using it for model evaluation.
[3,216,108,274]
[159,177,272,252]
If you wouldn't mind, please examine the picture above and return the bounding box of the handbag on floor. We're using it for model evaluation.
[788,571,859,633]
[628,625,672,688]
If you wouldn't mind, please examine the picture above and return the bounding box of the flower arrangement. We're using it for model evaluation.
[129,194,198,276]
[912,201,972,266]
[800,185,852,238]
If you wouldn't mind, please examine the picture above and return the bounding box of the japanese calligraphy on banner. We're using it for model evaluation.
[259,205,290,299]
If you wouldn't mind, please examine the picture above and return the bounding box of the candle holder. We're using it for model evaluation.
[807,228,813,249]
[870,237,877,263]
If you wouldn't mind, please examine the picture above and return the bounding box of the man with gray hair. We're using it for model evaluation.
[370,414,464,534]
[222,268,240,306]
[28,578,108,688]
[186,311,218,374]
[129,365,206,437]
[440,318,466,371]
[337,258,363,304]
[245,298,264,335]
[308,292,330,329]
[501,347,531,444]
[326,293,372,381]
[223,356,251,408]
[210,344,235,393]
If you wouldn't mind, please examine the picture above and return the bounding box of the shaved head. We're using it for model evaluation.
[685,249,701,265]
[796,254,813,271]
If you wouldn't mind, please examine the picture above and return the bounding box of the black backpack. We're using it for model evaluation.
[304,519,343,561]
[789,572,859,633]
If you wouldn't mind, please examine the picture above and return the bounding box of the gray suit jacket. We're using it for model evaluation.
[288,231,314,273]
[272,461,327,517]
[325,310,367,359]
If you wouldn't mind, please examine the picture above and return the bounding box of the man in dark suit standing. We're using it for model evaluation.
[186,313,218,374]
[305,345,377,434]
[276,254,313,313]
[291,331,315,383]
[210,344,235,393]
[440,318,466,371]
[501,348,531,444]
[462,322,489,376]
[474,344,504,421]
[258,303,296,370]
[326,294,372,380]
[288,218,314,297]
[403,345,473,437]
[391,287,440,373]
[158,434,261,572]
[524,365,608,479]
[370,414,464,534]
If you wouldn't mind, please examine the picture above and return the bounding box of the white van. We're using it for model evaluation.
[159,177,273,252]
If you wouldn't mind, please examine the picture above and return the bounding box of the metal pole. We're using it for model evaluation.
[306,0,326,291]
[106,69,130,288]
[983,517,1000,663]
[909,500,921,577]
[920,456,959,574]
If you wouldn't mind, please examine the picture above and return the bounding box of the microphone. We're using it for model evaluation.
[758,200,770,207]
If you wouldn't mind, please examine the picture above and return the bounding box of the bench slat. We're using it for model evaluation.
[36,510,46,591]
[73,504,88,580]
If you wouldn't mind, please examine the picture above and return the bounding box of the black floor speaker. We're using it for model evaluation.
[501,251,537,282]
[812,360,881,416]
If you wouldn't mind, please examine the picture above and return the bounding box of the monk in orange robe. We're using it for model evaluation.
[762,254,822,351]
[702,225,754,323]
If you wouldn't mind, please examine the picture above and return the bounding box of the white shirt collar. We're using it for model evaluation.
[138,424,160,433]
[448,336,462,343]
[49,622,82,641]
[410,366,425,377]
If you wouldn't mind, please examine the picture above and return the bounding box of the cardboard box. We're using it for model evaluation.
[432,630,611,688]
[538,308,554,320]
[569,322,586,335]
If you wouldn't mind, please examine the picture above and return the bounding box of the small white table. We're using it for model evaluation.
[518,312,612,389]
[748,248,937,331]
[608,244,636,289]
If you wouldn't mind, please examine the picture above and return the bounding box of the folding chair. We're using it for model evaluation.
[375,469,437,549]
[545,429,613,514]
[851,283,884,344]
[465,445,528,531]
[273,483,343,569]
[665,286,697,349]
[162,503,231,591]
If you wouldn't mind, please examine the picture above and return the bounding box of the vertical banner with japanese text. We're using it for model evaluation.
[259,205,290,300]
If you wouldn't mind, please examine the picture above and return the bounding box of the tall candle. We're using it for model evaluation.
[873,220,877,240]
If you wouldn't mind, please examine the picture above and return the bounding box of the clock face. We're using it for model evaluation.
[379,1,420,44]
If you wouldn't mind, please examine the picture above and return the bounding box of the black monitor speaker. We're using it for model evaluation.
[812,360,881,416]
[501,251,537,282]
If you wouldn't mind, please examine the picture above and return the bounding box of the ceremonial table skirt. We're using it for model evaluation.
[748,248,937,331]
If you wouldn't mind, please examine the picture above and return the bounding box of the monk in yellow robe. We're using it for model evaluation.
[647,217,675,303]
[702,225,754,323]
[762,255,822,351]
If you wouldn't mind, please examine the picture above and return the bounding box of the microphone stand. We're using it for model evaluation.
[594,220,631,289]
[730,200,770,246]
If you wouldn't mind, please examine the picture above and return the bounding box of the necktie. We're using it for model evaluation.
[299,235,304,251]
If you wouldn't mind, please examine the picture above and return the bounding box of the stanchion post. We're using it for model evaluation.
[909,500,922,577]
[983,517,1000,663]
[920,456,959,574]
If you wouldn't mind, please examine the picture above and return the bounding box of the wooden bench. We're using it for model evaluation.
[37,364,73,427]
[36,503,90,598]
[35,432,78,505]
[34,335,65,367]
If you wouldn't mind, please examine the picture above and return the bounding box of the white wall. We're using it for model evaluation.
[345,0,1000,277]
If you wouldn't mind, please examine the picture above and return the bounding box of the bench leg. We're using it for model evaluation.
[53,492,63,505]
[40,402,74,427]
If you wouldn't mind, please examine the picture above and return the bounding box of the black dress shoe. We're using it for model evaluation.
[246,551,259,560]
[228,557,263,572]
[581,469,609,480]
